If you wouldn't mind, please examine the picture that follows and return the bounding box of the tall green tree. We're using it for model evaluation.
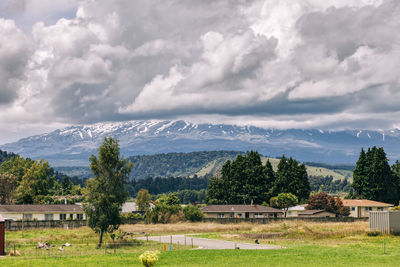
[136,189,151,211]
[206,151,269,205]
[15,160,55,204]
[83,137,133,248]
[273,156,311,202]
[0,172,17,204]
[351,147,399,204]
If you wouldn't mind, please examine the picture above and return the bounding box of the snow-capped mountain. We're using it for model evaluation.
[2,120,400,166]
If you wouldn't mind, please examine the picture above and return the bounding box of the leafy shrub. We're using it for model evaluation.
[139,250,160,267]
[183,205,204,222]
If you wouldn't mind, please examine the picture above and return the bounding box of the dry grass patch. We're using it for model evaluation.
[121,220,369,241]
[121,222,253,235]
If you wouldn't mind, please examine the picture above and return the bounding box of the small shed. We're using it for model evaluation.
[369,211,400,234]
[0,214,5,255]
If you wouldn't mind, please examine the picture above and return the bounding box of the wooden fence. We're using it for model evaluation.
[203,217,368,224]
[4,220,88,231]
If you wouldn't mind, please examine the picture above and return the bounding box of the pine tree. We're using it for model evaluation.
[351,147,400,205]
[352,148,368,198]
[273,156,310,202]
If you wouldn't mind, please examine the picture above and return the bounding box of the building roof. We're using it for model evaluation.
[342,199,393,207]
[201,205,283,213]
[298,209,332,215]
[0,204,83,213]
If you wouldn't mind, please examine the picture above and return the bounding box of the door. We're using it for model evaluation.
[245,212,249,218]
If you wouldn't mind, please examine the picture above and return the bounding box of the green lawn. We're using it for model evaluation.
[2,222,400,266]
[3,242,400,267]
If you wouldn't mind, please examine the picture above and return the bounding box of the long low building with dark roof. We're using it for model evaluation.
[0,204,85,221]
[201,205,283,219]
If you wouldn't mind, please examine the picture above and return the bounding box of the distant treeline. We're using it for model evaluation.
[126,176,209,197]
[152,189,207,204]
[309,175,351,193]
[304,162,355,171]
[0,149,16,165]
[127,151,241,179]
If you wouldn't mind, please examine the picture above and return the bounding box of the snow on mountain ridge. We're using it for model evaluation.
[2,120,400,166]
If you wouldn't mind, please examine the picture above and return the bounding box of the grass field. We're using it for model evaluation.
[3,221,400,266]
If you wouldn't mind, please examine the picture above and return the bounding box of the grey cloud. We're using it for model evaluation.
[0,18,31,104]
[1,0,400,134]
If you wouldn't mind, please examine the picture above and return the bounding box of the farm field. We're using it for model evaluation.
[2,221,400,266]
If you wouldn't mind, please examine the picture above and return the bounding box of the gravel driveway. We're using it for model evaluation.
[137,235,281,250]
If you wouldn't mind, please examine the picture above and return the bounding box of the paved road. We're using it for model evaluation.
[137,235,281,250]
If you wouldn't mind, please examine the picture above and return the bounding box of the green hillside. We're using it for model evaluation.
[129,151,353,181]
[55,151,353,181]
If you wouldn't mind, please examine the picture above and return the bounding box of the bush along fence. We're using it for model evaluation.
[203,217,368,224]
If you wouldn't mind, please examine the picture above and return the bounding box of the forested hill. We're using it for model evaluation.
[0,149,16,165]
[127,151,242,180]
[54,150,353,182]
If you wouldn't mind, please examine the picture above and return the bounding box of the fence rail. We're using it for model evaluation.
[203,217,368,224]
[4,220,88,231]
[4,217,367,230]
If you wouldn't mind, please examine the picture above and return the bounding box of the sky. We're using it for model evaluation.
[0,0,400,144]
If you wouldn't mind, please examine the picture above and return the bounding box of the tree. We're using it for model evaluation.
[83,137,133,248]
[273,156,311,202]
[269,193,298,217]
[351,147,399,204]
[0,172,17,204]
[151,193,182,223]
[183,205,204,222]
[15,160,55,204]
[136,189,151,211]
[307,192,349,216]
[206,151,270,205]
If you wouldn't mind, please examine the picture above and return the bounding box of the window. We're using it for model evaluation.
[60,214,67,220]
[365,207,372,211]
[23,214,32,221]
[351,207,355,211]
[237,213,242,218]
[229,213,234,218]
[254,213,264,218]
[218,213,225,218]
[77,214,84,220]
[70,214,74,220]
[377,207,383,211]
[45,214,54,220]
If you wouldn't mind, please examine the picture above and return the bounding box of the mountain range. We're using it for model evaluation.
[1,120,400,166]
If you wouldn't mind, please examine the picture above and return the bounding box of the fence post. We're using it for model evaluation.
[191,238,193,248]
[384,239,386,254]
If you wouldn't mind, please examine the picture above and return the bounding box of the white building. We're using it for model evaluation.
[286,204,308,217]
[0,204,85,221]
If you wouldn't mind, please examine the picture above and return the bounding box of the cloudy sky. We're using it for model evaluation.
[0,0,399,144]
